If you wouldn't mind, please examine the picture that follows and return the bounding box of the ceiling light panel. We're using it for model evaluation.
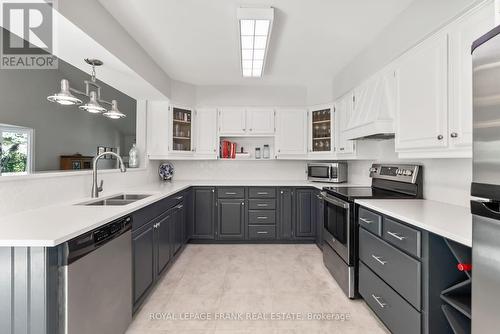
[237,7,274,78]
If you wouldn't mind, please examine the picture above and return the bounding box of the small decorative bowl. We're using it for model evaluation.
[158,162,174,181]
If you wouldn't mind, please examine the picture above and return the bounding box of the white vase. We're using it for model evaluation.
[129,144,139,168]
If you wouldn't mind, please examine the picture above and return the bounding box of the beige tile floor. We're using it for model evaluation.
[126,244,389,334]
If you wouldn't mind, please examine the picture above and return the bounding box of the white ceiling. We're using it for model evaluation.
[97,0,415,86]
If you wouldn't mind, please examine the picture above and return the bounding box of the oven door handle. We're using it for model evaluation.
[320,192,350,209]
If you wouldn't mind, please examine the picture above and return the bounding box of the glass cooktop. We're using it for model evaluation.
[322,186,415,201]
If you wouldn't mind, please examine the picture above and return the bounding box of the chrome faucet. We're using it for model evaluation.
[91,152,126,198]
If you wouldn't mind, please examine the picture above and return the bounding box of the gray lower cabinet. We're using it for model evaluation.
[295,188,316,239]
[359,262,420,334]
[218,199,246,240]
[132,221,155,306]
[132,191,188,311]
[192,187,216,240]
[278,188,294,239]
[156,212,172,276]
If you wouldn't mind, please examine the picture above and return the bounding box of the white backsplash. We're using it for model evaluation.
[171,160,308,181]
[0,166,159,217]
[349,140,472,207]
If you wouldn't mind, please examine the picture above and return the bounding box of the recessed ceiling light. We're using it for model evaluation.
[237,7,274,78]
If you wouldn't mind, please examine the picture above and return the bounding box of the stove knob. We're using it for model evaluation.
[396,169,402,175]
[405,170,413,176]
[369,167,377,173]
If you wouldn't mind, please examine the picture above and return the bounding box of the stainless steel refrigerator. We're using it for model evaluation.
[471,25,500,334]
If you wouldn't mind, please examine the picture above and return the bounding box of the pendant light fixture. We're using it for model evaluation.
[103,100,126,119]
[47,79,82,105]
[79,91,106,113]
[47,59,126,119]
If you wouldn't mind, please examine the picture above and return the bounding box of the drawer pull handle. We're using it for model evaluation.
[257,217,268,220]
[360,217,373,224]
[371,255,387,265]
[371,294,387,308]
[387,231,406,241]
[257,192,269,195]
[175,196,183,200]
[226,192,237,195]
[257,231,269,234]
[257,204,268,207]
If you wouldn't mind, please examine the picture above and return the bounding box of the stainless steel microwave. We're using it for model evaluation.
[307,162,347,183]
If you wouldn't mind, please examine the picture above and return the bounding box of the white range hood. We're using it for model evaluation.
[343,67,396,140]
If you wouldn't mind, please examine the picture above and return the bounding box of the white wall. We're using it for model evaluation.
[332,0,487,98]
[195,85,307,107]
[57,0,172,98]
[171,160,307,181]
[348,140,472,207]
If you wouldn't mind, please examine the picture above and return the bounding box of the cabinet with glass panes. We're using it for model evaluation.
[311,108,332,152]
[172,107,192,152]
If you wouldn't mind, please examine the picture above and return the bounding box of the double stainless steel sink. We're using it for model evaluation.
[78,194,152,206]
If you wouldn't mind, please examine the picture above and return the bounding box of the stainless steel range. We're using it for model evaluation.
[319,163,423,298]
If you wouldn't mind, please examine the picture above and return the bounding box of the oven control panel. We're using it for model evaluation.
[369,164,420,183]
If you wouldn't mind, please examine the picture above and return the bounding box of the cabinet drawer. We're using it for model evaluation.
[359,262,420,334]
[249,187,276,198]
[359,228,421,310]
[358,207,382,236]
[248,225,276,240]
[248,210,276,224]
[383,217,421,258]
[248,199,276,210]
[218,187,245,198]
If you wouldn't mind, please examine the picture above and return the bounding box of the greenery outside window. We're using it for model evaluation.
[0,124,33,175]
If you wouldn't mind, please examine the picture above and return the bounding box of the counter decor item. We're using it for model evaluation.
[255,147,261,159]
[158,162,174,181]
[263,145,270,159]
[129,144,139,168]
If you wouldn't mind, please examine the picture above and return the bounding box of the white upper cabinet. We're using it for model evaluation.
[218,108,246,135]
[448,2,494,150]
[194,108,218,159]
[218,108,274,136]
[147,100,170,158]
[246,108,275,135]
[335,94,355,154]
[394,32,449,151]
[308,104,334,157]
[275,108,307,158]
[395,1,493,157]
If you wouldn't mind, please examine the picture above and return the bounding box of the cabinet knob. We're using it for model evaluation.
[241,202,244,206]
[280,190,284,194]
[450,132,458,138]
[437,134,444,140]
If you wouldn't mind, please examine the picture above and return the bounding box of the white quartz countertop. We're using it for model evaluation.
[0,180,366,247]
[355,199,472,247]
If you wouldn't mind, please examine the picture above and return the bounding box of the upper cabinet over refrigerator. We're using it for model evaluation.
[395,1,494,158]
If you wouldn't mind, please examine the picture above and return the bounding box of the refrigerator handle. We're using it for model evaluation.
[471,200,500,220]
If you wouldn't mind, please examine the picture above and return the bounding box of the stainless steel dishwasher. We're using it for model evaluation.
[61,216,132,334]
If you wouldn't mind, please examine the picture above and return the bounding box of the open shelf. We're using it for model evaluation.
[312,120,330,124]
[173,119,191,124]
[313,137,331,140]
[441,294,471,319]
[444,239,472,279]
[173,136,191,140]
[442,304,471,334]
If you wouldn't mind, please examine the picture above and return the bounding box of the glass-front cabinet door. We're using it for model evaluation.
[171,107,193,152]
[310,107,333,154]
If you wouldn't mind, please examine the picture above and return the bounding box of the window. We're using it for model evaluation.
[0,124,33,175]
